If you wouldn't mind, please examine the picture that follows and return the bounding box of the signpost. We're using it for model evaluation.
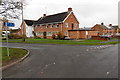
[5,22,15,56]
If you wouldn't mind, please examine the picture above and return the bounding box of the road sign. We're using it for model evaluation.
[5,22,15,27]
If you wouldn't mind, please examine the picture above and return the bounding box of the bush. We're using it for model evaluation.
[8,34,23,39]
[34,36,41,39]
[52,34,56,39]
[57,32,64,40]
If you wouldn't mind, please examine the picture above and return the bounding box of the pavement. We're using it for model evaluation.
[2,42,118,78]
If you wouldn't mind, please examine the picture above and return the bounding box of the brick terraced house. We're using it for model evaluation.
[33,8,79,39]
[19,8,80,39]
[92,23,119,35]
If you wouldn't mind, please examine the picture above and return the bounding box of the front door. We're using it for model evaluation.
[43,31,46,39]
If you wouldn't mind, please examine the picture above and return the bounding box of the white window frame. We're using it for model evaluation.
[40,24,42,28]
[35,25,38,29]
[86,31,88,35]
[50,24,53,28]
[36,32,43,36]
[75,24,78,27]
[66,31,69,36]
[46,24,48,28]
[46,32,52,36]
[66,23,69,28]
[56,24,59,28]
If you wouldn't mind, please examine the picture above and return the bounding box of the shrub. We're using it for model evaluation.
[34,36,41,39]
[57,32,64,40]
[52,34,56,39]
[8,34,23,39]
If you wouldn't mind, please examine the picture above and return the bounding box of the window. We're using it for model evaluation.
[56,24,59,28]
[66,23,69,28]
[46,24,48,28]
[75,24,78,27]
[50,24,53,28]
[40,25,42,28]
[66,32,69,36]
[35,25,37,29]
[86,31,88,35]
[36,32,43,36]
[46,32,52,36]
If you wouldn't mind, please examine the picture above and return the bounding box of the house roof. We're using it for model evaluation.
[11,28,20,33]
[96,24,108,29]
[24,20,35,26]
[94,24,119,30]
[112,25,119,29]
[68,29,96,31]
[34,11,70,25]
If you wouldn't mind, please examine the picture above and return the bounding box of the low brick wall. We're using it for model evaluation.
[112,35,120,38]
[92,36,108,40]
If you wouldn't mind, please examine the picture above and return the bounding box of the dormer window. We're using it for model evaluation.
[40,24,42,28]
[56,24,59,28]
[37,24,40,26]
[46,24,48,28]
[50,24,53,28]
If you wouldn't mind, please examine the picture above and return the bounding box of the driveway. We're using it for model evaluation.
[2,43,118,78]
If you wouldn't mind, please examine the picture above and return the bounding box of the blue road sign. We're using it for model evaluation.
[5,22,15,27]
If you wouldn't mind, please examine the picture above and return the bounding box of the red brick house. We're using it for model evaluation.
[33,8,79,39]
[92,23,118,35]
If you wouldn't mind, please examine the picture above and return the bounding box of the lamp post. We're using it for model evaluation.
[21,1,25,42]
[5,21,10,56]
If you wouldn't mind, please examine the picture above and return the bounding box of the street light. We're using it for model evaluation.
[17,1,25,41]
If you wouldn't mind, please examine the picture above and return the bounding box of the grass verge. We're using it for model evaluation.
[2,47,27,66]
[2,39,120,45]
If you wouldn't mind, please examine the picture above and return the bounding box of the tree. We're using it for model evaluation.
[0,0,27,41]
[0,0,26,19]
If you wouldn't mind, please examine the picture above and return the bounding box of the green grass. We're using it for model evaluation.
[2,38,120,45]
[1,47,27,66]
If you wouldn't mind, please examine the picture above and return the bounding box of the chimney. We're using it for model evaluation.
[43,14,46,17]
[109,24,112,27]
[101,22,104,25]
[68,7,72,12]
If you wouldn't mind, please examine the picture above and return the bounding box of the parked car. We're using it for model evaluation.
[115,33,120,36]
[2,36,7,40]
[64,36,73,40]
[1,31,10,40]
[2,31,10,37]
[113,33,120,38]
[100,34,112,40]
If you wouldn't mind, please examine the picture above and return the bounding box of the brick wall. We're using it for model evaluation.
[92,36,108,40]
[68,30,98,39]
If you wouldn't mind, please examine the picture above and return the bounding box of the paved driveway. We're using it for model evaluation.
[2,43,118,78]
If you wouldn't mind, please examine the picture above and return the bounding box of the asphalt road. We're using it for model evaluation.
[2,43,118,78]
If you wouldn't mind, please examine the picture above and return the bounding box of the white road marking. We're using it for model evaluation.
[53,62,56,64]
[86,49,89,51]
[106,72,110,75]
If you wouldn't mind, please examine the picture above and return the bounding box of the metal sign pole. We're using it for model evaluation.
[5,22,9,56]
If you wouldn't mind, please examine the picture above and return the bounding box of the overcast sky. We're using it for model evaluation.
[20,0,119,28]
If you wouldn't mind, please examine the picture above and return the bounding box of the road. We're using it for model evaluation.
[2,43,118,78]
